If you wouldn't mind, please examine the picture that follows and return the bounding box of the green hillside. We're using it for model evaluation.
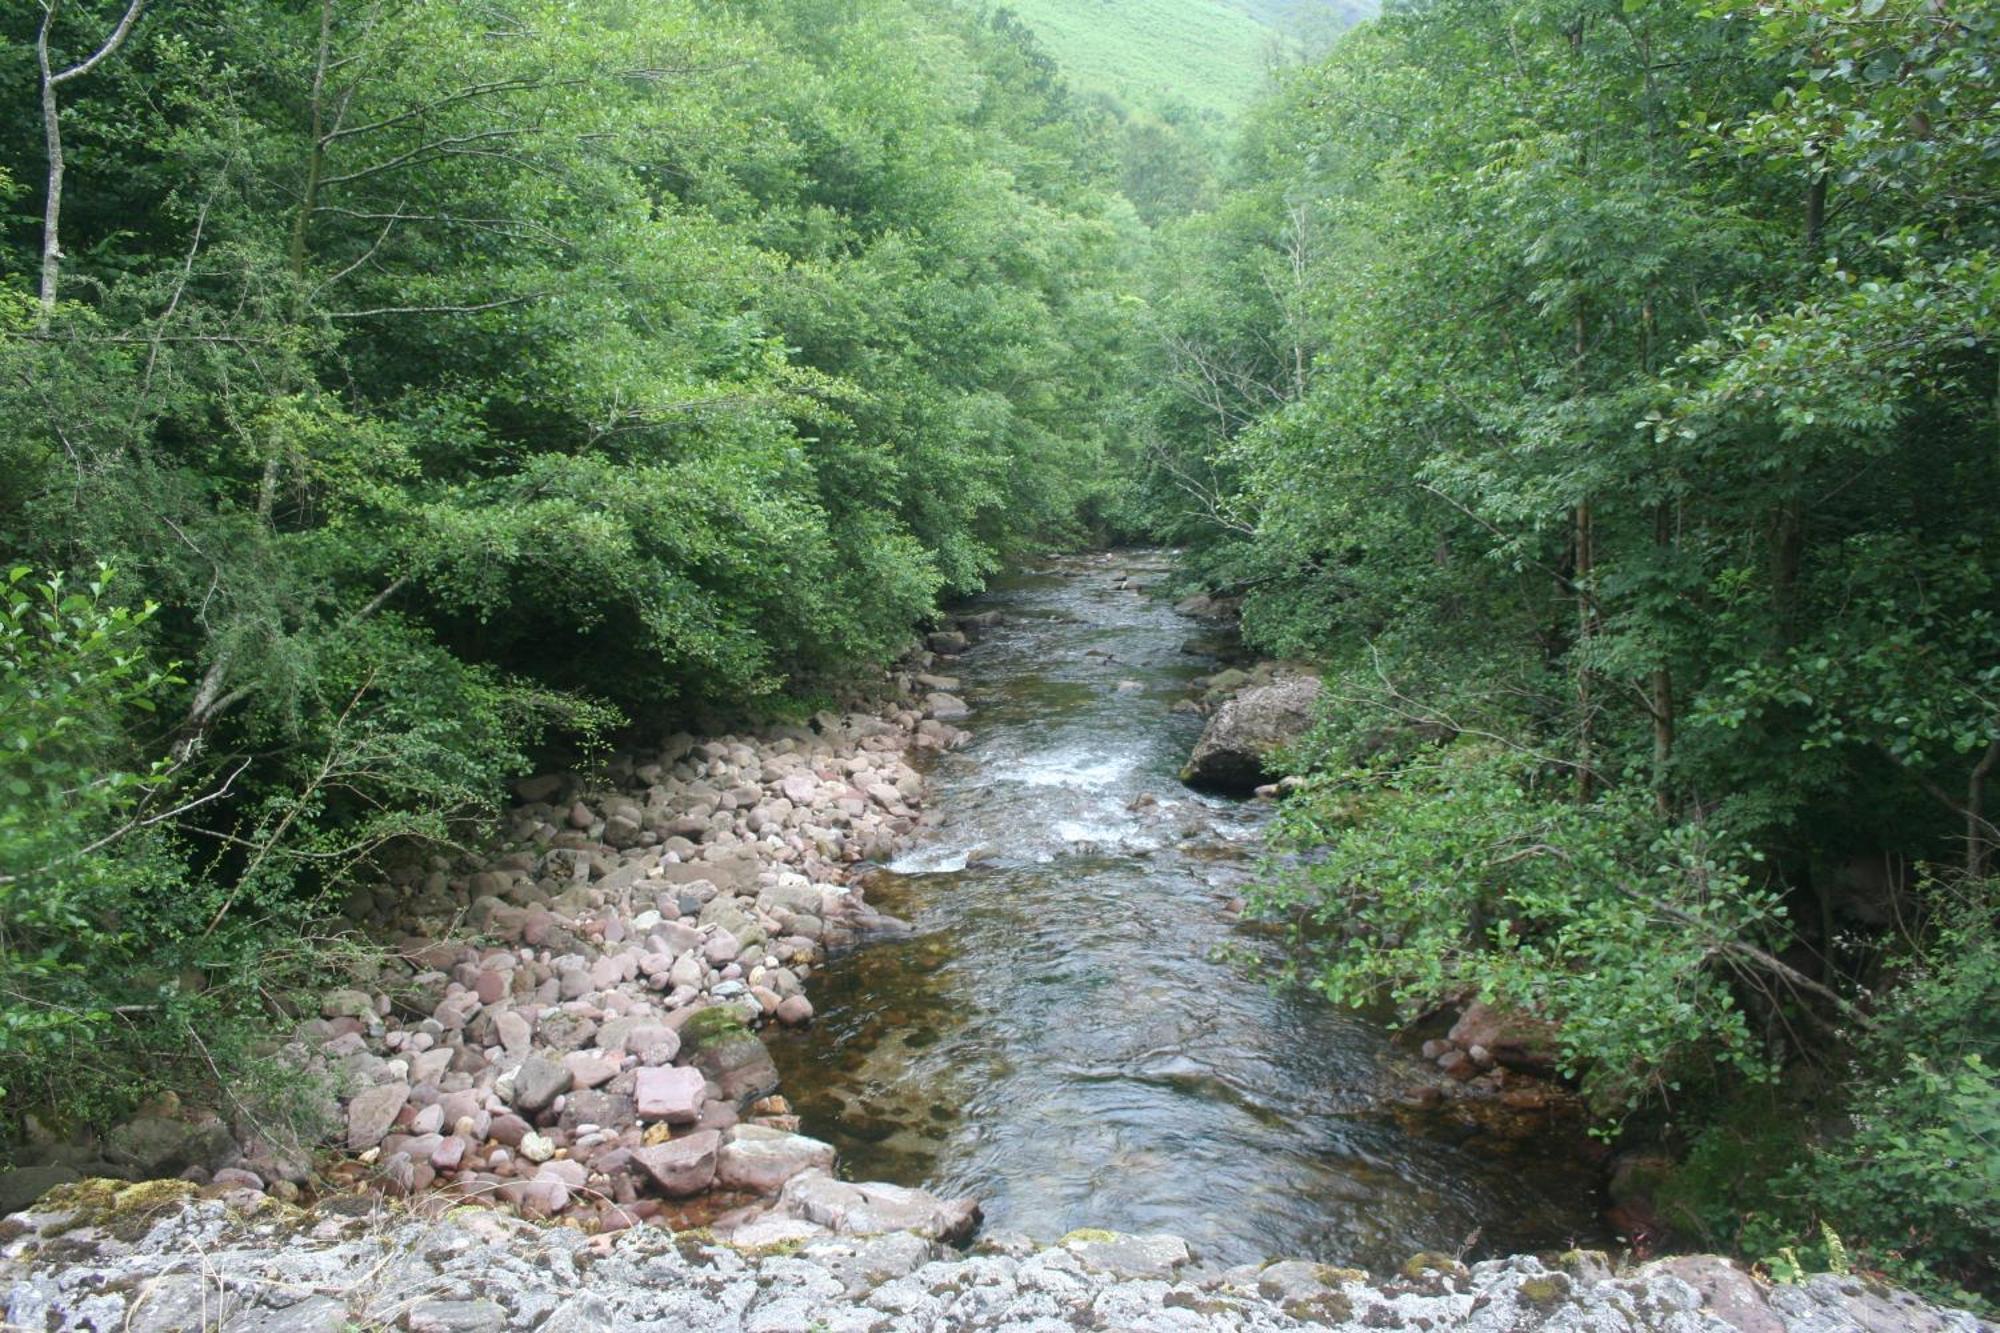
[984,0,1285,118]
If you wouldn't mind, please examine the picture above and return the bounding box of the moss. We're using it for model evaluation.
[1058,1228,1121,1245]
[33,1178,201,1244]
[1401,1251,1464,1280]
[679,1007,751,1048]
[19,1176,200,1248]
[1285,1292,1356,1322]
[1163,1290,1237,1316]
[672,1227,719,1264]
[1517,1273,1573,1306]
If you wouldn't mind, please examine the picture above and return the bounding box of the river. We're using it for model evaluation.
[769,551,1607,1270]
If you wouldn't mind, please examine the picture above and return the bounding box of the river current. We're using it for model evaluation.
[769,551,1606,1270]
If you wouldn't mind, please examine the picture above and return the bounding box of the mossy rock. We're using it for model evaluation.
[1284,1291,1356,1323]
[1518,1272,1574,1306]
[35,1178,201,1244]
[679,1006,780,1106]
[1401,1250,1468,1281]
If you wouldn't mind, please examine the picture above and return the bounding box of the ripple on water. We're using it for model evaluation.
[768,552,1608,1271]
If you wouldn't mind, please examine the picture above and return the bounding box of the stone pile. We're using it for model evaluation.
[0,624,1003,1234]
[272,678,980,1228]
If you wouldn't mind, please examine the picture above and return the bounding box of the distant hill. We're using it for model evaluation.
[982,0,1377,119]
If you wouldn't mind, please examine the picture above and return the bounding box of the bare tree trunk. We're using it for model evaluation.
[1575,496,1597,803]
[1804,170,1828,269]
[35,0,148,327]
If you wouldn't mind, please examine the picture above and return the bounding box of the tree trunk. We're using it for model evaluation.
[35,0,148,327]
[291,0,337,279]
[36,3,67,327]
[1573,303,1598,803]
[1971,732,2000,879]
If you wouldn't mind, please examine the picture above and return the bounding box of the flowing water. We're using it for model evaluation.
[769,552,1607,1270]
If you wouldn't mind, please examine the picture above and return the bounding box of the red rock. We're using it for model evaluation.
[1438,1050,1478,1081]
[431,1135,467,1171]
[1448,1001,1559,1074]
[634,1066,704,1123]
[633,1130,720,1197]
[488,1113,532,1147]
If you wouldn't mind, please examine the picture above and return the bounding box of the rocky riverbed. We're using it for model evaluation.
[1,551,1620,1264]
[2,622,990,1233]
[5,1180,1993,1332]
[2,553,1994,1329]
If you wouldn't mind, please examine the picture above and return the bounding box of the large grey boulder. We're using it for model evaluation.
[1180,674,1321,793]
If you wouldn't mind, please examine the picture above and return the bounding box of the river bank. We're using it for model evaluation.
[5,553,1995,1328]
[7,1180,1993,1332]
[1,619,986,1233]
[2,551,1611,1263]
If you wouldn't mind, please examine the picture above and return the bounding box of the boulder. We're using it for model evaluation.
[633,1130,721,1197]
[778,1172,981,1243]
[924,693,970,721]
[344,1084,410,1152]
[1180,674,1321,793]
[634,1066,706,1124]
[1639,1256,1783,1333]
[678,1006,781,1107]
[1448,1001,1560,1075]
[0,1165,81,1215]
[716,1125,837,1194]
[508,1055,572,1115]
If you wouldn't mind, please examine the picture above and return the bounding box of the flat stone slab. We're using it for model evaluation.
[1058,1229,1193,1279]
[632,1066,704,1123]
[778,1171,981,1244]
[716,1125,837,1194]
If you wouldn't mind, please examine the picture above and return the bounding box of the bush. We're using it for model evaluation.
[1659,876,2000,1311]
[1255,741,1788,1115]
[0,566,184,1108]
[0,569,388,1128]
[1794,879,2000,1306]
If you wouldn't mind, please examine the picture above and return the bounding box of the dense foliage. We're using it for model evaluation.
[1127,0,1998,1301]
[5,0,1995,1305]
[0,0,1141,1121]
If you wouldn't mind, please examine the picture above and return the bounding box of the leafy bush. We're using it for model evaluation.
[1795,880,1999,1305]
[1257,741,1789,1113]
[1655,876,2000,1311]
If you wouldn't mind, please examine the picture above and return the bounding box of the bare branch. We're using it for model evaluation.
[47,0,146,84]
[322,293,546,320]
